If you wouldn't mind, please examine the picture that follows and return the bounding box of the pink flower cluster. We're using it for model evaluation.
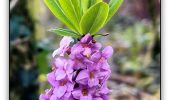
[40,34,113,100]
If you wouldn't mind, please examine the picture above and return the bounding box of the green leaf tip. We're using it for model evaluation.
[106,0,124,23]
[50,28,81,38]
[44,0,79,32]
[80,2,109,35]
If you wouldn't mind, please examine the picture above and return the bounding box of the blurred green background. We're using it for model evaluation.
[10,0,160,100]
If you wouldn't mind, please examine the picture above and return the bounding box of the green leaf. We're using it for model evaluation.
[89,0,102,7]
[80,2,109,35]
[71,0,83,20]
[81,0,89,13]
[105,0,123,23]
[50,28,80,38]
[44,0,78,32]
[80,0,102,14]
[58,0,81,33]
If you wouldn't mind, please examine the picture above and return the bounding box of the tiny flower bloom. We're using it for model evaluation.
[81,41,101,58]
[52,57,73,81]
[70,34,101,58]
[47,69,73,87]
[52,57,66,69]
[93,95,109,100]
[54,80,73,98]
[90,46,113,71]
[94,82,110,100]
[50,88,74,100]
[47,71,57,87]
[52,36,74,57]
[98,69,111,85]
[72,86,95,100]
[76,68,99,87]
[80,34,93,44]
[47,76,74,99]
[39,88,53,100]
[71,52,93,70]
[97,82,110,95]
[91,46,113,62]
[102,46,114,59]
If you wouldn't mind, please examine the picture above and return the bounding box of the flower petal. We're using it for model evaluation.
[62,92,71,99]
[66,82,74,92]
[83,47,92,58]
[92,42,102,50]
[101,61,110,71]
[55,69,66,80]
[50,94,58,100]
[60,36,74,47]
[88,78,99,87]
[47,72,58,87]
[67,73,73,82]
[93,97,103,100]
[66,61,73,74]
[72,89,81,99]
[76,70,89,85]
[90,52,101,62]
[83,58,93,66]
[39,94,47,100]
[53,57,66,68]
[73,59,86,70]
[52,37,73,57]
[80,34,92,43]
[53,86,67,98]
[71,44,84,58]
[52,48,62,57]
[101,95,109,100]
[98,71,110,84]
[80,94,92,100]
[102,46,113,59]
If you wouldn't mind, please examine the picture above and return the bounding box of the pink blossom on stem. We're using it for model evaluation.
[40,34,113,100]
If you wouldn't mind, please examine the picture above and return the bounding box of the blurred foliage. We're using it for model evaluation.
[103,16,159,71]
[36,50,50,74]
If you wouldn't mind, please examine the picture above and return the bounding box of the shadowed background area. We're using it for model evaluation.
[10,0,160,100]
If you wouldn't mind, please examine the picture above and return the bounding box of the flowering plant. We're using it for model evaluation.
[40,0,123,100]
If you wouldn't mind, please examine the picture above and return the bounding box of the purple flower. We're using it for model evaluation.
[50,80,74,99]
[80,34,93,44]
[52,57,73,81]
[93,95,109,100]
[47,73,74,99]
[70,34,101,58]
[72,85,95,100]
[91,46,113,61]
[93,82,110,100]
[90,46,113,71]
[96,82,110,95]
[50,90,74,100]
[47,68,73,87]
[71,54,93,70]
[52,36,74,57]
[76,67,100,87]
[39,88,53,100]
[40,34,113,100]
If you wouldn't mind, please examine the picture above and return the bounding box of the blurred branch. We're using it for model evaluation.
[110,73,138,86]
[10,37,29,46]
